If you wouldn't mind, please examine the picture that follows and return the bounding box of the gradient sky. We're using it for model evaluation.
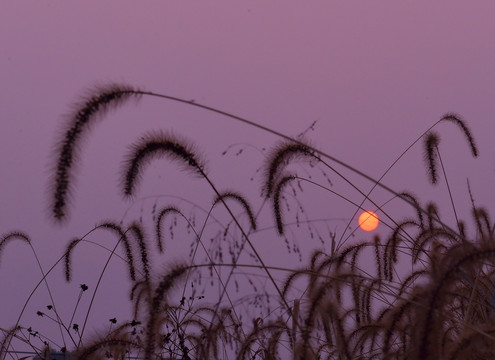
[1,1,495,354]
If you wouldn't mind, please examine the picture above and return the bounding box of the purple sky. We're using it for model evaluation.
[1,1,495,354]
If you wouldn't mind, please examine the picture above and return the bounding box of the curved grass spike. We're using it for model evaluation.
[155,205,182,253]
[473,207,493,241]
[101,222,136,281]
[129,280,150,320]
[0,231,30,266]
[51,84,141,222]
[399,192,424,228]
[300,279,334,357]
[122,130,206,197]
[63,222,136,282]
[273,174,297,235]
[264,140,318,198]
[372,235,382,280]
[145,265,187,360]
[127,222,151,284]
[64,238,79,282]
[440,113,478,157]
[422,114,478,232]
[426,202,441,231]
[424,131,440,184]
[213,191,257,230]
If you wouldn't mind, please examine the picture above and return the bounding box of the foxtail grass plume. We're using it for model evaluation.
[127,222,151,284]
[145,264,188,360]
[264,140,317,198]
[122,131,206,197]
[51,84,141,221]
[273,174,297,235]
[424,131,440,184]
[213,191,257,230]
[440,113,478,157]
[155,206,182,253]
[64,222,137,282]
[0,231,30,266]
[50,84,141,222]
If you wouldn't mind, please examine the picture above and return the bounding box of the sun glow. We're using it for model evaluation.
[358,211,379,231]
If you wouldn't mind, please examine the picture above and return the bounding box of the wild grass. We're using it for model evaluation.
[1,84,494,359]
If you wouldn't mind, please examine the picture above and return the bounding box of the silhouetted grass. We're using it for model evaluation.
[1,83,493,359]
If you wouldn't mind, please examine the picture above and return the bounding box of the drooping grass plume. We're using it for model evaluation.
[384,219,419,277]
[64,238,79,282]
[127,222,151,284]
[50,84,141,222]
[213,191,257,230]
[272,174,297,235]
[130,280,151,320]
[440,113,479,157]
[399,191,424,228]
[121,131,206,197]
[373,235,382,280]
[100,222,136,281]
[264,140,318,198]
[155,206,182,253]
[426,202,442,232]
[424,131,440,184]
[63,222,136,282]
[145,264,188,360]
[472,207,494,242]
[299,278,334,358]
[422,114,478,189]
[0,231,30,266]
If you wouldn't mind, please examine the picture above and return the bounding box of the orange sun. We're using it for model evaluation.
[358,211,379,231]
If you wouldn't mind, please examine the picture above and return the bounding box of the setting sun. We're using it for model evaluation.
[358,211,379,231]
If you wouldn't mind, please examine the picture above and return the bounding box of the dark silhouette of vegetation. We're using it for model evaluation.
[1,84,493,359]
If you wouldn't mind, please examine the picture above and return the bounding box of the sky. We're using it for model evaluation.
[1,1,495,355]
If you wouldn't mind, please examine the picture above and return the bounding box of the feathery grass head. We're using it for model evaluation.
[264,140,317,198]
[64,238,80,282]
[145,264,188,360]
[100,222,137,281]
[424,131,440,184]
[440,113,478,157]
[0,231,30,266]
[127,222,151,283]
[400,191,424,228]
[213,191,257,230]
[272,174,297,235]
[50,84,141,223]
[121,130,206,197]
[423,113,479,187]
[63,222,137,282]
[472,207,493,242]
[155,206,182,253]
